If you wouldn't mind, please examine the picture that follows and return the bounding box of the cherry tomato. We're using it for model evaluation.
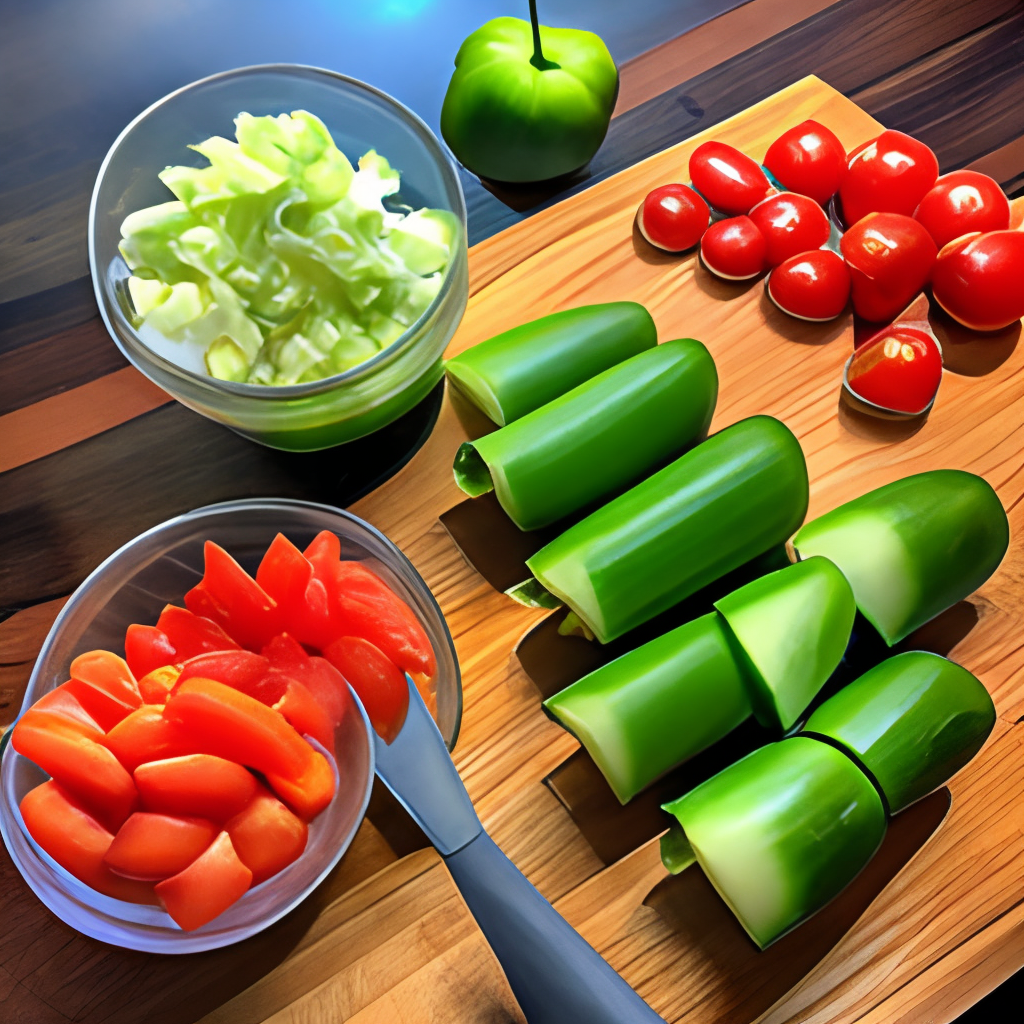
[689,141,773,215]
[747,192,831,267]
[846,327,942,414]
[839,212,937,322]
[135,754,259,822]
[636,183,710,252]
[914,170,1010,249]
[324,635,409,744]
[767,249,851,321]
[763,120,847,205]
[700,215,767,280]
[104,812,218,881]
[226,784,308,886]
[839,130,939,227]
[932,230,1024,332]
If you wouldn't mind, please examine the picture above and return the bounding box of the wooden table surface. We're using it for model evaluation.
[2,1,1022,1022]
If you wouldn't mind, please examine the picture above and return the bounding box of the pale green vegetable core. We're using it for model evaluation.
[120,110,456,386]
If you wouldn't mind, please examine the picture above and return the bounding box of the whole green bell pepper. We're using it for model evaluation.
[662,737,886,948]
[792,469,1008,645]
[803,651,995,813]
[440,6,618,183]
[454,338,718,531]
[445,301,655,426]
[520,415,809,643]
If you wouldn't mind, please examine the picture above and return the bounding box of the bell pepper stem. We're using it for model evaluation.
[528,0,558,70]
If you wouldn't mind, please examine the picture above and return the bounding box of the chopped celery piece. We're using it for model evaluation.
[120,111,456,386]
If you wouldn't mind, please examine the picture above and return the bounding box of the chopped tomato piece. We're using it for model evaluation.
[138,665,181,704]
[20,782,157,905]
[265,748,336,821]
[104,812,218,881]
[184,541,281,651]
[156,605,240,658]
[70,651,142,707]
[303,530,341,563]
[135,754,259,822]
[323,636,408,744]
[155,831,252,931]
[256,534,314,618]
[19,683,105,741]
[273,680,335,755]
[226,784,308,885]
[164,677,316,780]
[174,650,285,705]
[125,624,177,679]
[64,678,137,732]
[102,705,191,773]
[262,633,349,725]
[11,721,138,832]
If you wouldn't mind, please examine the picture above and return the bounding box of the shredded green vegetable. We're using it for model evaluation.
[120,110,456,385]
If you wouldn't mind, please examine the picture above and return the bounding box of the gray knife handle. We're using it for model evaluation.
[443,831,667,1024]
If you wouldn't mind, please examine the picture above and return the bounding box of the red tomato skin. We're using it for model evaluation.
[840,212,937,322]
[104,812,219,881]
[175,650,286,706]
[262,633,349,725]
[125,624,177,679]
[323,636,409,744]
[273,680,336,756]
[154,831,252,931]
[914,170,1010,250]
[846,327,943,414]
[747,192,831,267]
[689,141,773,215]
[135,754,259,822]
[839,130,939,227]
[226,784,308,886]
[637,184,710,251]
[768,249,851,320]
[763,120,847,206]
[156,605,240,660]
[700,216,768,280]
[20,782,158,905]
[932,230,1024,332]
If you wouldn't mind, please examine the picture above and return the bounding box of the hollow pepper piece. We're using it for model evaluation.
[803,651,995,813]
[661,737,886,948]
[444,301,656,426]
[135,754,259,822]
[522,415,809,643]
[454,338,718,531]
[791,469,1008,645]
[225,783,308,886]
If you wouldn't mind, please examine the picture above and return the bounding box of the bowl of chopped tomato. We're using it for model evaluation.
[0,499,460,952]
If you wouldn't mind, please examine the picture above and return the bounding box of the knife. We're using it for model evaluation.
[371,676,668,1024]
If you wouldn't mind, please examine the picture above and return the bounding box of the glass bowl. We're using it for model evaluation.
[0,499,461,953]
[88,64,469,452]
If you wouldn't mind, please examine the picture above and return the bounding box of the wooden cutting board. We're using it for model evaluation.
[4,75,1021,1024]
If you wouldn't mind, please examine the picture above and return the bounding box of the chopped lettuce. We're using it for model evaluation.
[120,111,454,385]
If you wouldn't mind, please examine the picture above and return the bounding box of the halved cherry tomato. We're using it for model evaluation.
[262,633,349,726]
[135,754,259,822]
[747,192,831,267]
[846,327,942,414]
[11,721,138,832]
[839,130,939,227]
[840,212,937,322]
[18,683,105,741]
[226,784,308,886]
[914,170,1010,250]
[265,748,335,821]
[689,141,773,215]
[104,812,218,881]
[763,120,847,206]
[156,605,240,659]
[324,636,408,744]
[154,831,252,931]
[185,541,280,651]
[125,624,177,679]
[174,649,285,705]
[164,677,317,780]
[138,665,181,704]
[20,782,157,905]
[102,705,191,773]
[931,230,1024,332]
[700,216,767,280]
[273,680,335,756]
[767,249,851,321]
[636,183,709,252]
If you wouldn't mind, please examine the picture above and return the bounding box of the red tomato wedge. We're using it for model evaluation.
[175,649,286,706]
[164,677,317,780]
[135,754,259,822]
[102,705,191,773]
[157,605,240,659]
[138,665,181,704]
[262,633,349,726]
[104,812,218,881]
[255,534,332,647]
[18,683,105,741]
[125,624,177,679]
[20,782,157,905]
[185,541,280,651]
[846,326,942,414]
[226,785,308,886]
[155,831,252,931]
[274,680,335,756]
[303,530,341,563]
[265,748,336,821]
[11,720,138,832]
[324,636,408,744]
